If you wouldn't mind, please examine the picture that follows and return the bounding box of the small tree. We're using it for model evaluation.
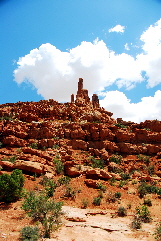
[0,169,24,202]
[22,191,63,238]
[136,205,152,223]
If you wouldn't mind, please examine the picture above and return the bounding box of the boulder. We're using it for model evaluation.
[13,160,45,174]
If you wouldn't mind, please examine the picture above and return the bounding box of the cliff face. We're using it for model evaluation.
[0,78,161,179]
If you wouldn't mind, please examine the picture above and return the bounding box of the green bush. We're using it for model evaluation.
[40,176,57,197]
[114,192,121,199]
[143,198,152,206]
[109,154,122,164]
[81,198,89,209]
[29,142,38,149]
[138,182,158,198]
[54,158,64,174]
[22,191,63,238]
[0,169,24,202]
[93,196,101,206]
[1,155,17,163]
[137,154,150,165]
[64,185,76,199]
[97,182,107,192]
[106,192,117,203]
[58,176,71,185]
[117,206,127,217]
[154,222,161,241]
[20,226,40,241]
[131,216,142,230]
[91,157,105,169]
[120,172,130,180]
[115,123,127,129]
[136,205,152,223]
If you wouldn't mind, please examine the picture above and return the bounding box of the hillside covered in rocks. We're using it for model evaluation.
[0,78,161,241]
[0,78,161,180]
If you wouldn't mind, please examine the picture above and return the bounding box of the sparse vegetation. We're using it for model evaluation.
[154,222,161,241]
[29,142,38,149]
[54,158,64,174]
[131,216,142,230]
[143,198,152,206]
[117,206,127,217]
[93,196,102,206]
[81,198,89,209]
[58,175,71,185]
[1,155,17,163]
[64,185,76,199]
[90,157,105,169]
[97,182,107,192]
[109,154,122,164]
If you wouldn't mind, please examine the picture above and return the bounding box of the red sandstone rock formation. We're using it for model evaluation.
[0,78,161,179]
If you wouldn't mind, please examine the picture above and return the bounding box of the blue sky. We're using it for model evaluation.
[1,0,161,123]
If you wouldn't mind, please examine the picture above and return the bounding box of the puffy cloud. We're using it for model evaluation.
[108,24,125,33]
[137,18,161,88]
[100,90,161,123]
[14,40,143,102]
[13,18,161,123]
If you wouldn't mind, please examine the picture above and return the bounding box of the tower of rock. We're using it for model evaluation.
[71,78,100,108]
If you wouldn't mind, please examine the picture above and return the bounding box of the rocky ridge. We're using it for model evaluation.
[0,78,161,180]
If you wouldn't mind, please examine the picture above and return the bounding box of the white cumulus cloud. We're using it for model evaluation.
[108,24,125,33]
[14,40,143,102]
[13,18,161,123]
[100,90,161,123]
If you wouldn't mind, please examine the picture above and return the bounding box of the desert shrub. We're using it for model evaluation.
[81,198,89,209]
[143,198,152,206]
[109,176,116,186]
[91,157,105,169]
[147,165,155,175]
[52,144,59,149]
[118,180,125,188]
[115,123,127,129]
[136,205,152,223]
[114,192,121,199]
[0,169,24,202]
[157,188,161,196]
[109,154,122,164]
[131,216,142,230]
[30,142,38,149]
[138,182,158,198]
[64,185,76,199]
[137,154,150,165]
[1,155,17,163]
[106,192,117,203]
[98,190,104,198]
[40,176,57,197]
[120,172,131,180]
[117,206,127,217]
[54,158,64,174]
[154,222,161,241]
[22,191,63,238]
[97,182,107,192]
[20,226,40,241]
[93,196,101,206]
[58,176,71,185]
